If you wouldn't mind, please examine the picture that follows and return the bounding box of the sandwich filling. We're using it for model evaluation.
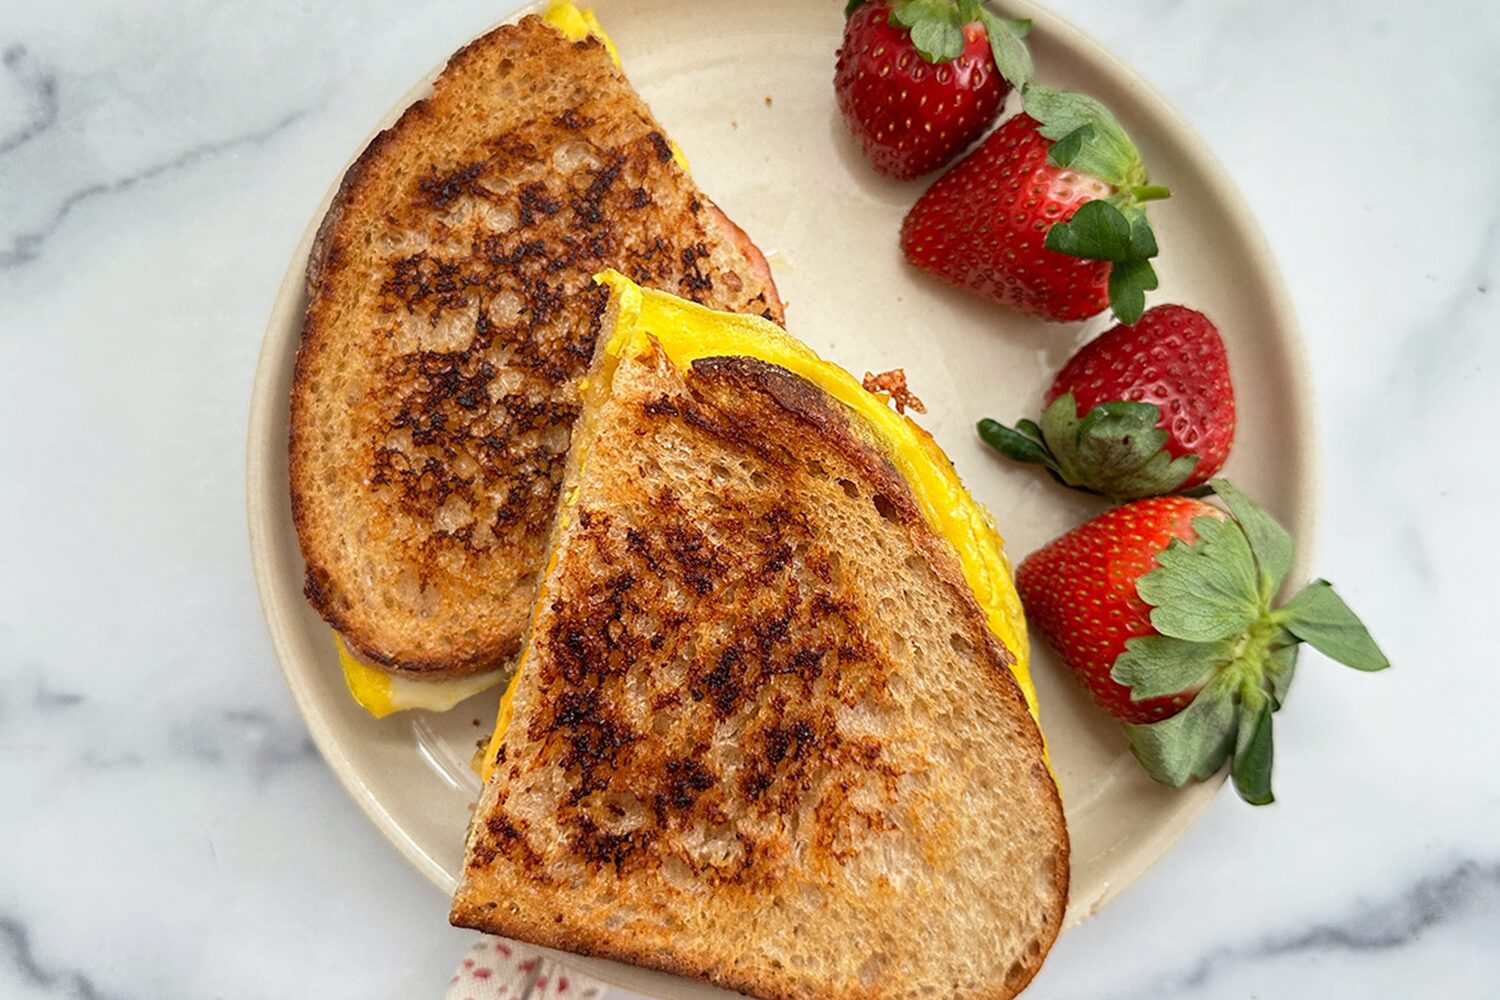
[334,638,507,718]
[482,271,1037,779]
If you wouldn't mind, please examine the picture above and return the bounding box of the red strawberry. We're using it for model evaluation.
[902,86,1170,323]
[1020,496,1216,724]
[835,0,1033,180]
[1018,482,1388,804]
[979,305,1236,498]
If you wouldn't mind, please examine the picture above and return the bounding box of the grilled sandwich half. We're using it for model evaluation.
[289,9,783,706]
[452,274,1067,1000]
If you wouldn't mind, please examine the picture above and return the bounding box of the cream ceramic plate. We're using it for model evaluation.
[248,1,1316,995]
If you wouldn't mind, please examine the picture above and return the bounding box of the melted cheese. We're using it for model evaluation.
[335,635,506,718]
[480,272,1038,779]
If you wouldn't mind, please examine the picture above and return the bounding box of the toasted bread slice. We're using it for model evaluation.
[290,14,784,679]
[451,338,1068,999]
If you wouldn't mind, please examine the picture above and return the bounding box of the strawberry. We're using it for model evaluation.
[1022,495,1213,725]
[979,305,1235,498]
[1017,481,1388,804]
[901,86,1170,323]
[835,0,1034,180]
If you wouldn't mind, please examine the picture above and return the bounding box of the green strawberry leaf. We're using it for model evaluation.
[1076,402,1169,464]
[1106,257,1158,325]
[1112,634,1235,701]
[1276,580,1390,671]
[846,0,870,15]
[1231,687,1275,805]
[1210,479,1294,600]
[1044,202,1161,325]
[1044,199,1134,262]
[1046,125,1094,170]
[977,8,1033,88]
[1122,672,1239,787]
[1024,85,1142,187]
[985,8,1031,37]
[1124,207,1160,260]
[1139,514,1262,641]
[977,417,1058,471]
[1015,417,1044,439]
[891,0,966,63]
[1265,637,1299,710]
[1116,447,1194,496]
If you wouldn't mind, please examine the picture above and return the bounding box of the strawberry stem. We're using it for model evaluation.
[1226,616,1279,688]
[1132,184,1172,203]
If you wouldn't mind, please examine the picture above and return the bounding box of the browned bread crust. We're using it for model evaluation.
[289,15,784,678]
[451,348,1068,1000]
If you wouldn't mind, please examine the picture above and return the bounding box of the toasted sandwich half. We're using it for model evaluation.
[289,7,784,712]
[451,273,1067,1000]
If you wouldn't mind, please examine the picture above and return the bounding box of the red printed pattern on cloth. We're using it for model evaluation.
[446,937,607,1000]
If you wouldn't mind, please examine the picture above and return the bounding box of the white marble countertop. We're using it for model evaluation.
[3,0,1497,997]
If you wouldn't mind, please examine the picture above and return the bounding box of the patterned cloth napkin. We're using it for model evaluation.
[446,937,608,1000]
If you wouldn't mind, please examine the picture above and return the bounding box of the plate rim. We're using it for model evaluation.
[246,0,1319,978]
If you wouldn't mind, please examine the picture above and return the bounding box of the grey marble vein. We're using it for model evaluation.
[166,707,318,785]
[1104,860,1500,999]
[0,46,58,157]
[32,682,85,711]
[0,917,133,1000]
[0,106,311,269]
